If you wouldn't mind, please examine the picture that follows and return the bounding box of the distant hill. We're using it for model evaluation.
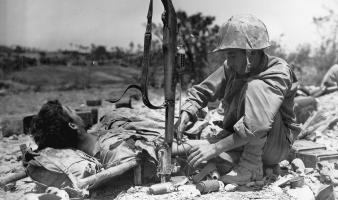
[4,64,140,92]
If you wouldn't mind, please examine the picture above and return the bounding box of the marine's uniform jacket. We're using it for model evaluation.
[182,54,301,156]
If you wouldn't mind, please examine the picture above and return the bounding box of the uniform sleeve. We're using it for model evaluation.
[233,66,292,139]
[181,66,226,121]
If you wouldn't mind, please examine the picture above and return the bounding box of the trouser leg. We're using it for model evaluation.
[221,136,266,185]
[262,112,292,166]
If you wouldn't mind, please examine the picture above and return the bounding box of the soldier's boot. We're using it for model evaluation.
[221,136,267,185]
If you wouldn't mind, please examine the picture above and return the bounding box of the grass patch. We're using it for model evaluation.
[9,64,140,91]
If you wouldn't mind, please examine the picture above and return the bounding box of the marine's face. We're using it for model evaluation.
[224,49,247,75]
[223,49,262,76]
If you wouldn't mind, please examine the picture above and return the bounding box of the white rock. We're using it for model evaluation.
[45,187,70,200]
[177,185,201,198]
[291,158,305,174]
[279,160,290,168]
[270,186,284,194]
[286,185,315,200]
[223,184,238,192]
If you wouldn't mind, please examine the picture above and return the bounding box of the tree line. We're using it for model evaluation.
[1,8,338,87]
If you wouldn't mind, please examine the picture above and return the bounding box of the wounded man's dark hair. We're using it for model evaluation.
[30,100,78,150]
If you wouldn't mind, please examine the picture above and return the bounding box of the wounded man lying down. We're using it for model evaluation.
[27,100,208,188]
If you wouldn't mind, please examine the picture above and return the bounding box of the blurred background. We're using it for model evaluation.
[1,0,338,115]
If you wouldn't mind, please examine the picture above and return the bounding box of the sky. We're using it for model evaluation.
[0,0,335,52]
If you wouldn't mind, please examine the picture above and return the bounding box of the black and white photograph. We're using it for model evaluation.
[0,0,338,199]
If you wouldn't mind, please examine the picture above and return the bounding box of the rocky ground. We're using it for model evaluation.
[1,92,338,199]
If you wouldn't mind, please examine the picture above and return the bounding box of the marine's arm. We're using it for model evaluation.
[187,64,295,167]
[176,66,227,135]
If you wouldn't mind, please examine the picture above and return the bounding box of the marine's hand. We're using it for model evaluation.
[187,142,218,168]
[176,111,191,132]
[175,111,192,142]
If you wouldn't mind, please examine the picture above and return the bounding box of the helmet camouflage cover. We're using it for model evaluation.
[213,14,270,52]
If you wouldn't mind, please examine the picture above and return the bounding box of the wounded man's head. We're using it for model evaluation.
[30,100,84,150]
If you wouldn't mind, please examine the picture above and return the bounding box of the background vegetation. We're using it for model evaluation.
[1,7,338,100]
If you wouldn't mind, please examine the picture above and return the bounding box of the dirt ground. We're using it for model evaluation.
[0,121,293,200]
[1,90,338,199]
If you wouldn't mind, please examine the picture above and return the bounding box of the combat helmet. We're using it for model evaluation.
[213,14,270,52]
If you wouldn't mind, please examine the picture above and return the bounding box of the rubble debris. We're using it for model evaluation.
[3,182,16,192]
[3,92,338,199]
[170,176,189,187]
[278,160,291,176]
[306,92,338,152]
[21,187,70,200]
[297,149,338,169]
[270,185,284,194]
[289,140,326,160]
[272,175,294,188]
[196,180,224,194]
[289,176,305,188]
[86,99,102,107]
[279,160,290,168]
[45,187,70,200]
[263,166,279,183]
[315,184,335,200]
[223,183,238,192]
[176,184,201,197]
[192,162,218,183]
[255,180,265,186]
[289,140,338,168]
[149,182,175,195]
[317,161,338,186]
[291,158,305,174]
[286,185,315,200]
[211,169,221,180]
